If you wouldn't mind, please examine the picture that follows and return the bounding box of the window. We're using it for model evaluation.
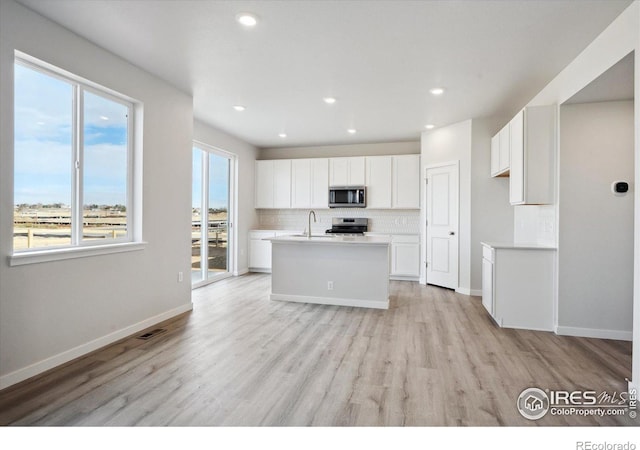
[13,55,136,256]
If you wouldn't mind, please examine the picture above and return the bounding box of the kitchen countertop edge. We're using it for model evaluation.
[481,241,557,250]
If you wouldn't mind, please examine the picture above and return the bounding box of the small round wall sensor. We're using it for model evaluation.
[611,181,630,194]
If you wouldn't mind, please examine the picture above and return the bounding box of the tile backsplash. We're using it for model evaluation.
[513,205,556,246]
[257,209,420,234]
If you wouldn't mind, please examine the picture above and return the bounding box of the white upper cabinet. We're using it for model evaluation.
[491,124,510,177]
[255,160,274,208]
[273,160,292,208]
[392,154,420,209]
[365,155,420,209]
[258,154,418,210]
[509,110,525,204]
[310,158,329,208]
[366,156,393,208]
[329,157,365,186]
[490,134,500,176]
[255,160,291,208]
[291,158,329,209]
[509,105,556,205]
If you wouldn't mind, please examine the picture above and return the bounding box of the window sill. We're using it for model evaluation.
[8,242,147,267]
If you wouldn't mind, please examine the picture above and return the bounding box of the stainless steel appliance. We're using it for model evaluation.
[328,186,366,208]
[325,217,368,235]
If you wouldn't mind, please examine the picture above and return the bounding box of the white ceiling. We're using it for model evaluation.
[18,0,633,149]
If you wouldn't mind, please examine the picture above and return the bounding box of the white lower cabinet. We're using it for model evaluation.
[481,243,555,331]
[368,233,420,280]
[391,235,420,279]
[249,230,298,272]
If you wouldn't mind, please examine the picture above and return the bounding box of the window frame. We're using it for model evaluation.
[10,53,143,265]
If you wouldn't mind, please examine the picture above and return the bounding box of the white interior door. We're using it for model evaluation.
[426,163,459,289]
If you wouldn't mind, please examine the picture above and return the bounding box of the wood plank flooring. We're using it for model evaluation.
[0,274,634,426]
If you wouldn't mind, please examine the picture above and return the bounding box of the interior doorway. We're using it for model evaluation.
[424,161,460,290]
[192,142,236,288]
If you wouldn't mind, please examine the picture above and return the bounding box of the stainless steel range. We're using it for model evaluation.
[325,217,368,236]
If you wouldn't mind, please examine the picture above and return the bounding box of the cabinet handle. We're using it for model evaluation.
[449,231,455,236]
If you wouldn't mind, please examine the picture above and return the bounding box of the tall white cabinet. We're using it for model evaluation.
[509,105,556,205]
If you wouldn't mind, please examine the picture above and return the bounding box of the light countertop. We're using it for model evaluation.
[270,234,391,246]
[481,241,557,250]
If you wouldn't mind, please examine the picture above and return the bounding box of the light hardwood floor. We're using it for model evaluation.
[0,274,634,426]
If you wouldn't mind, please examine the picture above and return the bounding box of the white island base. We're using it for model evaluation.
[269,235,391,309]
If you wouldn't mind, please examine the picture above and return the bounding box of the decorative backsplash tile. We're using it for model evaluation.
[257,209,420,234]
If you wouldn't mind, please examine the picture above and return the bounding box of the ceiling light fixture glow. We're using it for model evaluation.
[279,133,287,138]
[323,97,337,104]
[233,105,246,111]
[347,128,357,134]
[236,13,258,27]
[425,124,435,130]
[100,115,109,121]
[430,87,445,96]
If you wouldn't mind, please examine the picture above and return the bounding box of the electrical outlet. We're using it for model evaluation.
[327,281,334,290]
[178,271,184,282]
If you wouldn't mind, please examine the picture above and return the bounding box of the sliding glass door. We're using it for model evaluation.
[192,143,234,287]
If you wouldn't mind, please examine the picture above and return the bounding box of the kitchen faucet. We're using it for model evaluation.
[308,210,316,238]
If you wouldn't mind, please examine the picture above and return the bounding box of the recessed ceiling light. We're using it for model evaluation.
[323,97,337,104]
[236,13,258,27]
[425,124,435,130]
[233,105,246,112]
[430,88,445,96]
[100,115,109,121]
[279,133,287,138]
[347,128,357,134]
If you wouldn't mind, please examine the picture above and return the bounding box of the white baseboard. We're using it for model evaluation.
[556,326,632,341]
[390,275,419,282]
[455,287,482,297]
[234,267,249,276]
[270,293,388,310]
[0,302,193,391]
[248,268,271,274]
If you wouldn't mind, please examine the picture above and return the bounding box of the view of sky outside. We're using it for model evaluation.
[192,147,229,209]
[14,63,128,207]
[14,63,72,206]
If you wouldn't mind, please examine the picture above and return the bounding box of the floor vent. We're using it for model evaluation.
[136,328,167,340]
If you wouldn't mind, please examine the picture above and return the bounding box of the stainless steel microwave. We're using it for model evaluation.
[328,186,366,208]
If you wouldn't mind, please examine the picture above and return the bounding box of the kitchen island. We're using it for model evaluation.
[269,234,391,309]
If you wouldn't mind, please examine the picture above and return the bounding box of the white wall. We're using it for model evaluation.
[470,118,514,292]
[558,100,634,340]
[520,1,639,389]
[259,141,419,160]
[421,120,473,292]
[0,0,193,388]
[193,120,259,275]
[421,118,514,295]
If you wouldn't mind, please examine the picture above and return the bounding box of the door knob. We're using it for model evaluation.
[449,231,455,235]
